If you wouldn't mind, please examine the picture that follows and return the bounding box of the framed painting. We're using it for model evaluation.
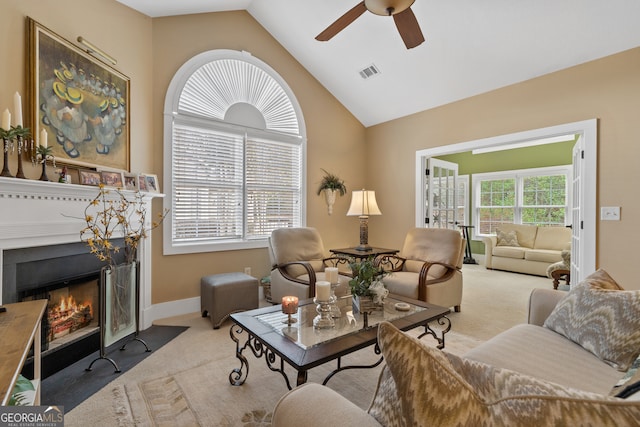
[27,17,130,171]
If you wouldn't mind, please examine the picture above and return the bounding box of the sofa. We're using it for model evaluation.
[272,269,640,426]
[482,223,571,276]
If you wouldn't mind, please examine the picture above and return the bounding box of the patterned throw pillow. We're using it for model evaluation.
[544,269,640,371]
[375,321,640,425]
[611,355,640,398]
[496,229,519,246]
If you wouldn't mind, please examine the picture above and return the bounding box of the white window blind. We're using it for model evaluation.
[165,51,305,253]
[246,137,301,238]
[172,123,244,243]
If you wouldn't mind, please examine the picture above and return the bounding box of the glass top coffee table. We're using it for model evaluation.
[229,294,450,389]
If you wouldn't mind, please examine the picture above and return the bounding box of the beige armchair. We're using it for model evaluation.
[377,228,465,312]
[269,227,350,302]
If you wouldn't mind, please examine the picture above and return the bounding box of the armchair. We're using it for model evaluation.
[269,227,350,302]
[377,228,465,312]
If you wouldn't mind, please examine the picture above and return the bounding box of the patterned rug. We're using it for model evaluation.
[99,324,479,427]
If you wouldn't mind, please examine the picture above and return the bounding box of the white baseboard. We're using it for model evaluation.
[141,296,201,329]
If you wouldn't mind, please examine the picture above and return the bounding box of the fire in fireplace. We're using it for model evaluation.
[45,280,99,350]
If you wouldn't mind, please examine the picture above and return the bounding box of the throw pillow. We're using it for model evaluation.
[496,229,519,246]
[611,355,640,399]
[544,269,640,371]
[376,321,640,425]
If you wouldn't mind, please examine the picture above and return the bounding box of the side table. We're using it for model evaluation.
[329,247,399,261]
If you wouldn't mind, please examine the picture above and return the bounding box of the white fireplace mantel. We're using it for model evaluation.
[0,176,161,328]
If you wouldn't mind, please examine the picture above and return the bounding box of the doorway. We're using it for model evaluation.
[415,119,596,284]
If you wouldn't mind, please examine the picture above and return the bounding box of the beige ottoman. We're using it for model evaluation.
[201,272,259,329]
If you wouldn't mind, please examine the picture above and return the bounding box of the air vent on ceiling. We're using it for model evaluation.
[359,64,381,80]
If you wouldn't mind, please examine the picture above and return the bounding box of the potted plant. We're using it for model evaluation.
[317,169,346,215]
[348,256,388,314]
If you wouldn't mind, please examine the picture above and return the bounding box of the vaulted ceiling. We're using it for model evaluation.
[116,0,640,127]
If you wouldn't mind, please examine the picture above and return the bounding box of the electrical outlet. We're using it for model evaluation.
[244,267,251,276]
[600,206,620,221]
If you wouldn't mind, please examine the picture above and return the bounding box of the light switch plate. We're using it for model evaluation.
[600,206,620,221]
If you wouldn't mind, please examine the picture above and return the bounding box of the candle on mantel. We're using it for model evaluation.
[315,281,331,301]
[13,92,22,128]
[325,267,339,285]
[1,109,10,131]
[40,128,48,148]
[281,296,299,315]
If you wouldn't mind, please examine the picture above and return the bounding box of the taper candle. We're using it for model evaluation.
[315,281,331,301]
[1,109,10,131]
[40,128,48,148]
[13,92,22,127]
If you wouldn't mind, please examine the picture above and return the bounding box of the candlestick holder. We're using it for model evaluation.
[329,280,343,318]
[34,145,55,181]
[313,295,336,329]
[282,312,297,326]
[1,137,12,177]
[15,136,26,179]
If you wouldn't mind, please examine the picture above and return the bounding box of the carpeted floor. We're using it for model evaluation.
[41,325,188,411]
[62,265,553,426]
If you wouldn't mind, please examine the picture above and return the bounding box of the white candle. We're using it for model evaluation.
[13,92,22,127]
[40,128,48,148]
[316,281,331,301]
[325,267,339,285]
[1,109,10,131]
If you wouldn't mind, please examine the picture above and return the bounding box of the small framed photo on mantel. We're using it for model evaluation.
[124,172,138,191]
[100,170,125,188]
[137,173,159,193]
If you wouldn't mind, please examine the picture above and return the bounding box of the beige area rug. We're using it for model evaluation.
[65,266,554,426]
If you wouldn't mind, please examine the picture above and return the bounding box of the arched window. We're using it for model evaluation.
[163,50,306,254]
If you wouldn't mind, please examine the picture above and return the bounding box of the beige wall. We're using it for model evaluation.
[366,47,640,289]
[150,12,366,303]
[3,1,639,303]
[0,0,154,178]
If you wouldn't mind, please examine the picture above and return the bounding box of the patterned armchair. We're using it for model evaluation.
[269,227,350,302]
[376,228,465,312]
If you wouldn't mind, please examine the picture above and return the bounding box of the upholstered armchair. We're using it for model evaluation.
[269,227,350,302]
[377,228,465,312]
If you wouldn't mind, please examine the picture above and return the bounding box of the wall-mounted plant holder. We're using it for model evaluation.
[317,169,346,215]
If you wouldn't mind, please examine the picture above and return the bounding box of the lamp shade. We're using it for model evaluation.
[347,190,382,217]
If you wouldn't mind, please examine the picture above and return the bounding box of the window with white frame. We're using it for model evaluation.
[456,175,469,227]
[164,50,306,254]
[473,166,571,238]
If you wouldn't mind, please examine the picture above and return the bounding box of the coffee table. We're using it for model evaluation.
[229,294,450,390]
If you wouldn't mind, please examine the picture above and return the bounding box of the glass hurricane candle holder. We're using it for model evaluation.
[281,296,298,325]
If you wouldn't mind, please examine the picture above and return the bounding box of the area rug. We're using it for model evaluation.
[65,313,481,426]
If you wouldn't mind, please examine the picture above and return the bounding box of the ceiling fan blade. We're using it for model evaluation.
[316,1,368,42]
[393,7,425,49]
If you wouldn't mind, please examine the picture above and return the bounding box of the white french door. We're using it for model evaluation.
[425,158,458,229]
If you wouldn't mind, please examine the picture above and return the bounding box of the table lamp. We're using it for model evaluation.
[347,189,382,251]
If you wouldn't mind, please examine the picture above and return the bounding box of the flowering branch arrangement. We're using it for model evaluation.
[80,184,168,268]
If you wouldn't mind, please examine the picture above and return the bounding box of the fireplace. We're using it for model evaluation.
[0,177,158,376]
[4,240,124,378]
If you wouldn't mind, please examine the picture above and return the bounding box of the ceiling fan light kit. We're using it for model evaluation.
[316,0,424,49]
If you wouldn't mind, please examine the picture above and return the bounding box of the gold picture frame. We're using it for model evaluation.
[27,17,130,171]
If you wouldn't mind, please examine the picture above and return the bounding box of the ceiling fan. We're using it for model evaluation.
[315,0,425,49]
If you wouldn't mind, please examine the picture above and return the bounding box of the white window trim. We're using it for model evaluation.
[472,165,572,241]
[457,174,469,227]
[162,50,307,255]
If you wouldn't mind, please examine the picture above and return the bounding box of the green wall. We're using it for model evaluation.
[436,138,576,254]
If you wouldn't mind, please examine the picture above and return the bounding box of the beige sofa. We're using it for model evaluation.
[482,223,571,276]
[272,272,640,426]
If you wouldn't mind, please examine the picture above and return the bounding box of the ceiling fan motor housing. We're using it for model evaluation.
[365,0,416,16]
